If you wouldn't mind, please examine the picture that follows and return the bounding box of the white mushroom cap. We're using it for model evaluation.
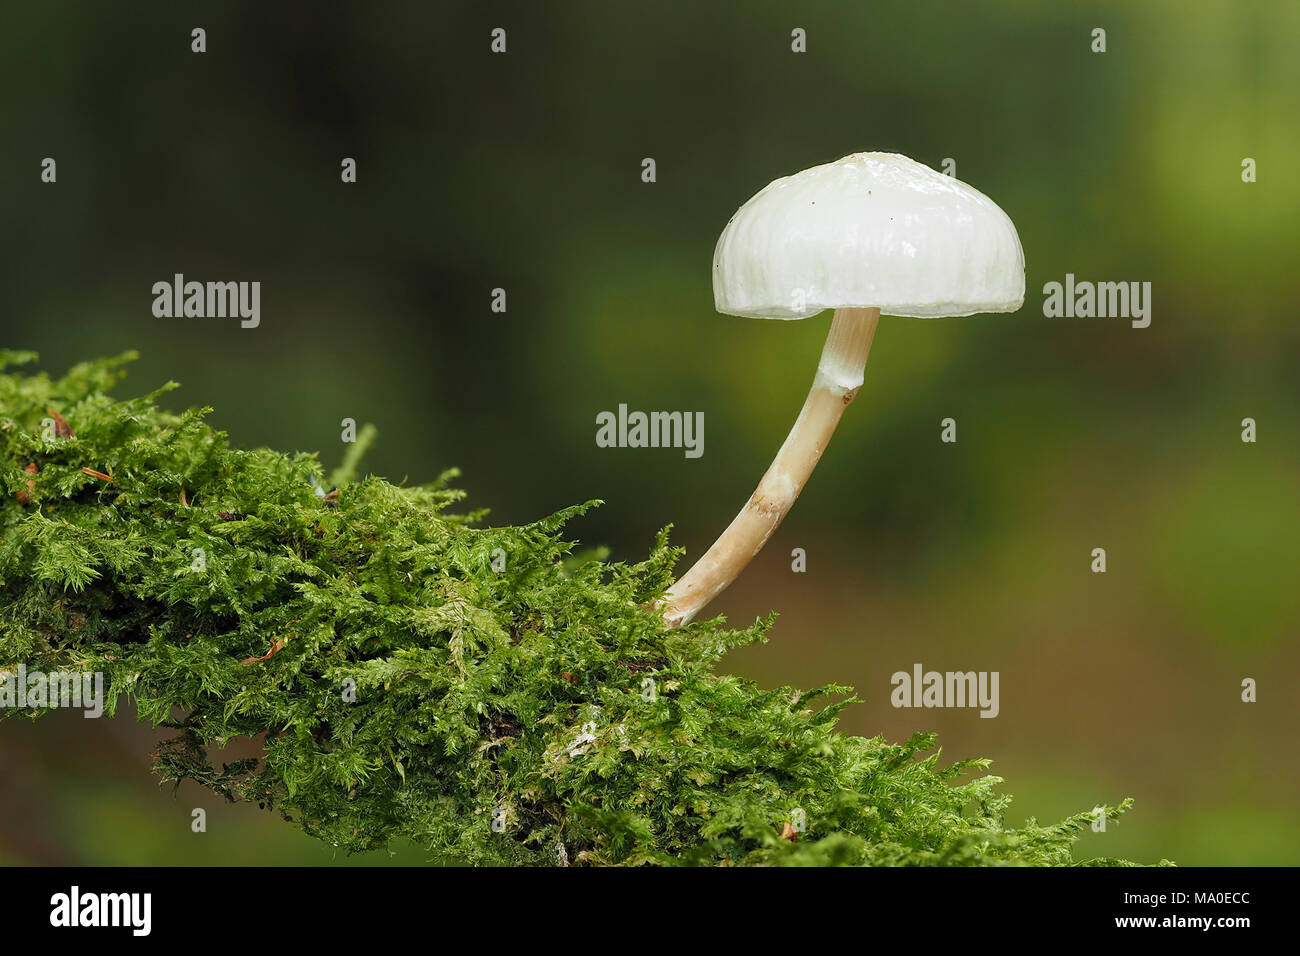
[713,152,1025,319]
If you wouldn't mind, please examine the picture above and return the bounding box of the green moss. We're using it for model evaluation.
[0,351,1151,865]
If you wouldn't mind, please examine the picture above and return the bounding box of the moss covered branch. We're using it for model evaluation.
[0,352,1148,865]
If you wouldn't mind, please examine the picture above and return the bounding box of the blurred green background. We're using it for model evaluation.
[2,0,1298,865]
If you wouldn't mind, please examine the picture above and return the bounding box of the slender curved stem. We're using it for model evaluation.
[662,307,880,629]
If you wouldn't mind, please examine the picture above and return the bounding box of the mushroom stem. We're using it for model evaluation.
[662,306,880,628]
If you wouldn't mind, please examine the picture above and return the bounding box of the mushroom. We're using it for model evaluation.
[662,152,1025,628]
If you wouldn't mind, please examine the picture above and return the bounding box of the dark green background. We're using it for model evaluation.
[2,1,1297,864]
